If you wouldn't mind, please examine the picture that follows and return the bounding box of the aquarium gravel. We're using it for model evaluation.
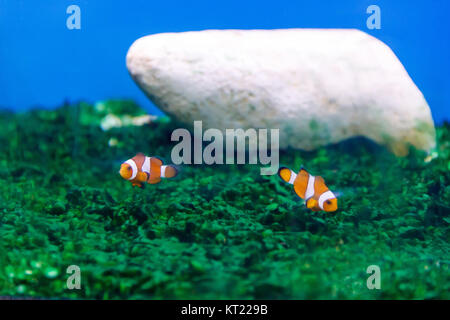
[0,100,448,299]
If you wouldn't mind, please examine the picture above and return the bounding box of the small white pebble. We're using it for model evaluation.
[108,137,119,147]
[424,151,438,163]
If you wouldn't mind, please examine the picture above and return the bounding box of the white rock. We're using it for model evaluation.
[100,113,155,131]
[126,29,436,156]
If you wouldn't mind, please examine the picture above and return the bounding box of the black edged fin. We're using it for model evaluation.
[299,165,309,175]
[172,165,179,178]
[277,166,289,178]
[171,164,181,176]
[150,157,163,167]
[153,156,164,164]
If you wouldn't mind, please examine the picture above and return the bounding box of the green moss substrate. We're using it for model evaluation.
[0,100,448,299]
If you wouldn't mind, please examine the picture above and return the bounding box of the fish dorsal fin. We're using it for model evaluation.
[314,176,329,196]
[150,157,163,168]
[132,153,146,169]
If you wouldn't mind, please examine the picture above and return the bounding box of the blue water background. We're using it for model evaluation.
[0,0,449,122]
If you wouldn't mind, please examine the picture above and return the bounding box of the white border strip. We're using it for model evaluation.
[305,175,315,199]
[318,190,335,209]
[125,159,138,180]
[288,171,297,184]
[142,156,150,173]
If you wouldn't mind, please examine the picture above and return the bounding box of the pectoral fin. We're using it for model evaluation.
[148,177,161,184]
[136,171,149,183]
[306,198,317,210]
[131,182,143,188]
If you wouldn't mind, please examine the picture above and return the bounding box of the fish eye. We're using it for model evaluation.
[127,166,132,171]
[326,200,331,205]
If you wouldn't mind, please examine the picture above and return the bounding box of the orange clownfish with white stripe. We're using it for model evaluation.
[119,153,178,188]
[278,167,338,212]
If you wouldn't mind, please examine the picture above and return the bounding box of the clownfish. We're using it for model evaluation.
[278,167,338,212]
[119,153,178,188]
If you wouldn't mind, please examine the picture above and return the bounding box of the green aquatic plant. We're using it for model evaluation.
[0,100,448,299]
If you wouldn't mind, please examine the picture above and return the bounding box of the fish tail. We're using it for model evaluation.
[278,167,297,185]
[161,165,178,178]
